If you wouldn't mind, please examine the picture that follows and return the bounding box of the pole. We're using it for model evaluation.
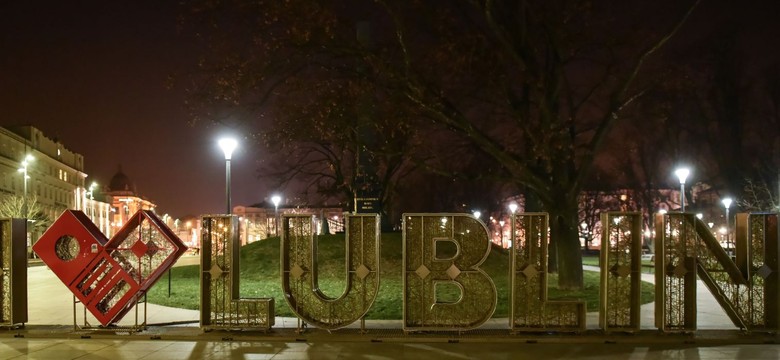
[22,168,27,217]
[680,183,685,212]
[225,158,231,214]
[725,208,729,250]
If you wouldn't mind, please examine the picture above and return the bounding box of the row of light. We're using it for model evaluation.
[471,202,519,220]
[472,167,733,232]
[217,141,735,226]
[673,166,733,220]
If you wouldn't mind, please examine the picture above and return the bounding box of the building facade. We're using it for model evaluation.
[0,126,84,219]
[0,126,115,253]
[233,204,345,246]
[105,167,157,235]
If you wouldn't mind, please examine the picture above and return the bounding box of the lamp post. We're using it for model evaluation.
[499,220,505,248]
[674,167,690,212]
[87,182,97,200]
[508,203,518,249]
[86,182,98,221]
[722,197,733,253]
[271,194,281,236]
[472,210,481,220]
[17,154,34,217]
[218,138,238,214]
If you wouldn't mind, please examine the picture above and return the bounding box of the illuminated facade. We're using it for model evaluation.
[233,203,344,246]
[73,188,113,236]
[0,126,83,216]
[233,205,272,245]
[0,126,91,251]
[105,166,156,234]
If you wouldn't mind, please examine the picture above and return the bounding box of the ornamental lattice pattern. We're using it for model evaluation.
[200,215,274,330]
[403,214,497,331]
[599,212,642,332]
[281,214,379,330]
[654,212,778,332]
[33,210,187,326]
[0,219,26,326]
[510,213,585,332]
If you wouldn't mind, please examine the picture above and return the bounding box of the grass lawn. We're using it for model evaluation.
[147,233,654,319]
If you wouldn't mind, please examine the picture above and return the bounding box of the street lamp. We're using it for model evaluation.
[86,182,98,221]
[674,167,690,212]
[86,182,97,200]
[721,197,732,224]
[271,194,281,236]
[508,203,518,248]
[472,210,481,220]
[499,220,506,248]
[722,197,733,250]
[17,154,34,217]
[218,138,238,214]
[580,222,591,250]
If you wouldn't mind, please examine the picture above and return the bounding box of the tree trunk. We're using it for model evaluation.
[549,202,584,290]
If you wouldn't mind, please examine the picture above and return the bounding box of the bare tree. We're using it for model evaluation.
[0,194,51,234]
[739,178,780,212]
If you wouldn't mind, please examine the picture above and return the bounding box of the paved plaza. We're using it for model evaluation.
[1,338,779,359]
[1,256,777,359]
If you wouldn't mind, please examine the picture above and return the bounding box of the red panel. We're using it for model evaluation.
[33,210,106,287]
[32,209,187,326]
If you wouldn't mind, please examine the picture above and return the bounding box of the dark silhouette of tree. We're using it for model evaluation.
[183,0,701,289]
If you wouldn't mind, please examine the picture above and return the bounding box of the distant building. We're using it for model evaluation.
[73,186,113,237]
[0,126,114,253]
[233,205,273,245]
[174,215,200,252]
[233,202,345,246]
[105,166,156,234]
[0,126,84,219]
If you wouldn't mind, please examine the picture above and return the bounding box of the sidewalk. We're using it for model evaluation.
[26,256,201,327]
[582,265,736,330]
[1,337,777,359]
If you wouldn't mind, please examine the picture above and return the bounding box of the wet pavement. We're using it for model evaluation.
[3,256,777,359]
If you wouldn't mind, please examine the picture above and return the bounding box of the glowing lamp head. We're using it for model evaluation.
[674,167,690,185]
[218,138,238,160]
[508,203,518,214]
[271,195,282,207]
[722,197,733,209]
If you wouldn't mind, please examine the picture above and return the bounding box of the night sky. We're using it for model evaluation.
[2,1,779,218]
[1,1,265,218]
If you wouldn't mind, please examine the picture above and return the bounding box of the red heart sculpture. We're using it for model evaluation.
[33,210,187,326]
